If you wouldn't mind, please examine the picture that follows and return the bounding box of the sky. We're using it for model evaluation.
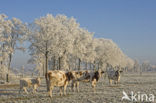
[0,0,156,68]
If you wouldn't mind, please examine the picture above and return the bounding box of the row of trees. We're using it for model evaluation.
[27,14,134,75]
[0,14,134,78]
[131,60,156,74]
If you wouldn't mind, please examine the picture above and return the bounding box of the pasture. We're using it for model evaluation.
[0,72,156,103]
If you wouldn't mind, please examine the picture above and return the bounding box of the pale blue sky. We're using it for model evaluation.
[0,0,156,68]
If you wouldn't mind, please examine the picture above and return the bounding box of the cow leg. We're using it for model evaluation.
[71,81,75,92]
[118,76,120,84]
[19,86,23,94]
[23,87,28,94]
[109,79,112,85]
[33,84,37,93]
[63,81,68,95]
[60,87,63,96]
[116,80,119,85]
[76,82,79,92]
[92,79,96,93]
[49,86,53,98]
[114,81,117,84]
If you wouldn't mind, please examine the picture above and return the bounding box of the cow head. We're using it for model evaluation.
[36,77,41,85]
[115,70,123,77]
[66,72,74,81]
[101,70,105,74]
[98,69,105,77]
[94,71,100,81]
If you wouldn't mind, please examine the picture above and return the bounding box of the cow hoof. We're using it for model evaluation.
[49,96,52,98]
[49,95,52,98]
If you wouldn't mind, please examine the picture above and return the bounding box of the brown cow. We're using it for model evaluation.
[45,70,74,97]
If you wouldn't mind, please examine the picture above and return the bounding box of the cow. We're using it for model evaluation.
[107,69,123,85]
[19,77,41,94]
[45,70,74,97]
[70,71,84,92]
[74,69,105,92]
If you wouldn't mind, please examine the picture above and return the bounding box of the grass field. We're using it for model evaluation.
[0,72,156,103]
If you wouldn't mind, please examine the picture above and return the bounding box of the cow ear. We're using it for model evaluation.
[94,71,100,81]
[66,72,70,80]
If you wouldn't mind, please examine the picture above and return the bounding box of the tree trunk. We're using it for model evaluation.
[6,74,9,83]
[93,61,96,70]
[140,66,142,76]
[45,52,48,74]
[85,62,88,70]
[7,53,12,82]
[56,60,58,70]
[75,58,77,70]
[53,56,56,70]
[90,63,92,70]
[43,62,45,76]
[69,65,71,70]
[45,51,49,91]
[58,57,61,70]
[98,62,100,70]
[45,41,49,91]
[78,58,81,70]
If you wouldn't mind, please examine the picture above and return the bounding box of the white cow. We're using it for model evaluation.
[19,77,41,94]
[107,69,123,85]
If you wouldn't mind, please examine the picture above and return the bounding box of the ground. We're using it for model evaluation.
[0,72,156,103]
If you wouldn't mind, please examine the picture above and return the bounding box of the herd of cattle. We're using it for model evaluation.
[19,69,123,98]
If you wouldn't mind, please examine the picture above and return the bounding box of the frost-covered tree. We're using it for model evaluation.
[29,14,80,74]
[133,59,140,72]
[54,15,79,70]
[29,14,58,74]
[94,38,134,70]
[0,14,26,81]
[141,61,150,72]
[28,52,45,75]
[72,28,94,70]
[83,38,96,70]
[0,14,13,71]
[6,18,27,73]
